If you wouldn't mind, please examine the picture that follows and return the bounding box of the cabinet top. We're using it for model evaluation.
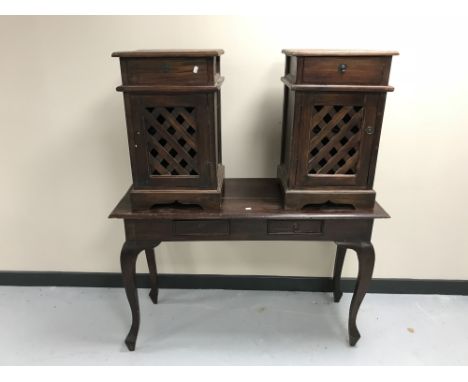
[282,49,399,57]
[112,49,224,58]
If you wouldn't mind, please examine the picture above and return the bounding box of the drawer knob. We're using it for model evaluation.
[160,63,171,73]
[365,126,375,135]
[338,63,347,73]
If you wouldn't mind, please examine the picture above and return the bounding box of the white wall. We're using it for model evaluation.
[1,11,467,279]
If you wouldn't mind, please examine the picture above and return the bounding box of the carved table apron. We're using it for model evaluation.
[109,178,389,351]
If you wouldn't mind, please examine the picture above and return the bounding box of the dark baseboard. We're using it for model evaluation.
[0,271,467,295]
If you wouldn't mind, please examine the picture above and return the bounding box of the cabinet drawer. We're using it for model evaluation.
[124,58,210,86]
[174,220,229,236]
[267,220,323,235]
[302,57,391,85]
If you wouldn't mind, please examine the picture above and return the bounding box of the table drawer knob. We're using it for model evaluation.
[338,63,347,73]
[160,63,171,73]
[268,220,323,235]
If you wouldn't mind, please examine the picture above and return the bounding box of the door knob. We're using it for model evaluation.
[365,126,375,135]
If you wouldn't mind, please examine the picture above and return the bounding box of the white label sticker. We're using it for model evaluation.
[193,65,199,74]
[245,207,252,210]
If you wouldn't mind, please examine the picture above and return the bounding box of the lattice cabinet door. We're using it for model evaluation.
[128,93,217,189]
[293,93,379,188]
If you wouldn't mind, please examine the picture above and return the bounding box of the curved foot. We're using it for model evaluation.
[349,329,361,346]
[334,291,343,303]
[149,289,158,304]
[125,331,137,351]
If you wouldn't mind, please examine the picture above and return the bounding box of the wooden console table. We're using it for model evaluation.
[109,178,389,351]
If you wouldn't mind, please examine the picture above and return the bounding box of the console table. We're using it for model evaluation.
[109,178,389,351]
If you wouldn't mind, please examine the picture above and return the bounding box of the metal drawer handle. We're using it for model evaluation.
[338,63,347,73]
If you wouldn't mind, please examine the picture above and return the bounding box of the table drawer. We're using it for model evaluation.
[174,220,229,236]
[302,56,391,85]
[123,57,210,86]
[267,220,323,235]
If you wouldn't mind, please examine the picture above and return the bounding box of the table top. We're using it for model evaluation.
[110,179,389,221]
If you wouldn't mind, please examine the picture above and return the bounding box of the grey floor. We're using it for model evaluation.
[0,286,467,365]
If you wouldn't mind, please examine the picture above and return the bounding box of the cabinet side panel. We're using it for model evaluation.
[366,93,388,187]
[124,94,146,187]
[284,89,298,186]
[284,56,298,82]
[215,90,222,164]
[202,93,219,188]
[280,86,289,164]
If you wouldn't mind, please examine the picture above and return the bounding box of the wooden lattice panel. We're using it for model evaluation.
[143,106,199,176]
[308,105,363,175]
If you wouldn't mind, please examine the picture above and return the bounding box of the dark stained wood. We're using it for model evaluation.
[112,179,386,350]
[123,58,211,86]
[281,78,394,92]
[282,49,399,56]
[174,220,230,236]
[145,246,159,304]
[115,81,223,93]
[120,240,160,351]
[128,94,219,189]
[120,241,142,351]
[129,165,224,210]
[340,242,375,346]
[267,220,323,235]
[333,244,346,302]
[117,57,222,87]
[301,57,391,85]
[110,48,394,350]
[114,50,224,211]
[294,93,378,188]
[126,218,374,242]
[278,49,397,209]
[279,187,377,211]
[110,179,390,220]
[366,93,388,187]
[112,49,224,58]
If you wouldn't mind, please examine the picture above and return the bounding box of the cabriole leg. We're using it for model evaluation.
[348,242,375,346]
[337,242,375,346]
[120,241,143,351]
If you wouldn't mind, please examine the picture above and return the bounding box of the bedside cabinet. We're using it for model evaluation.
[112,50,225,210]
[277,49,398,209]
